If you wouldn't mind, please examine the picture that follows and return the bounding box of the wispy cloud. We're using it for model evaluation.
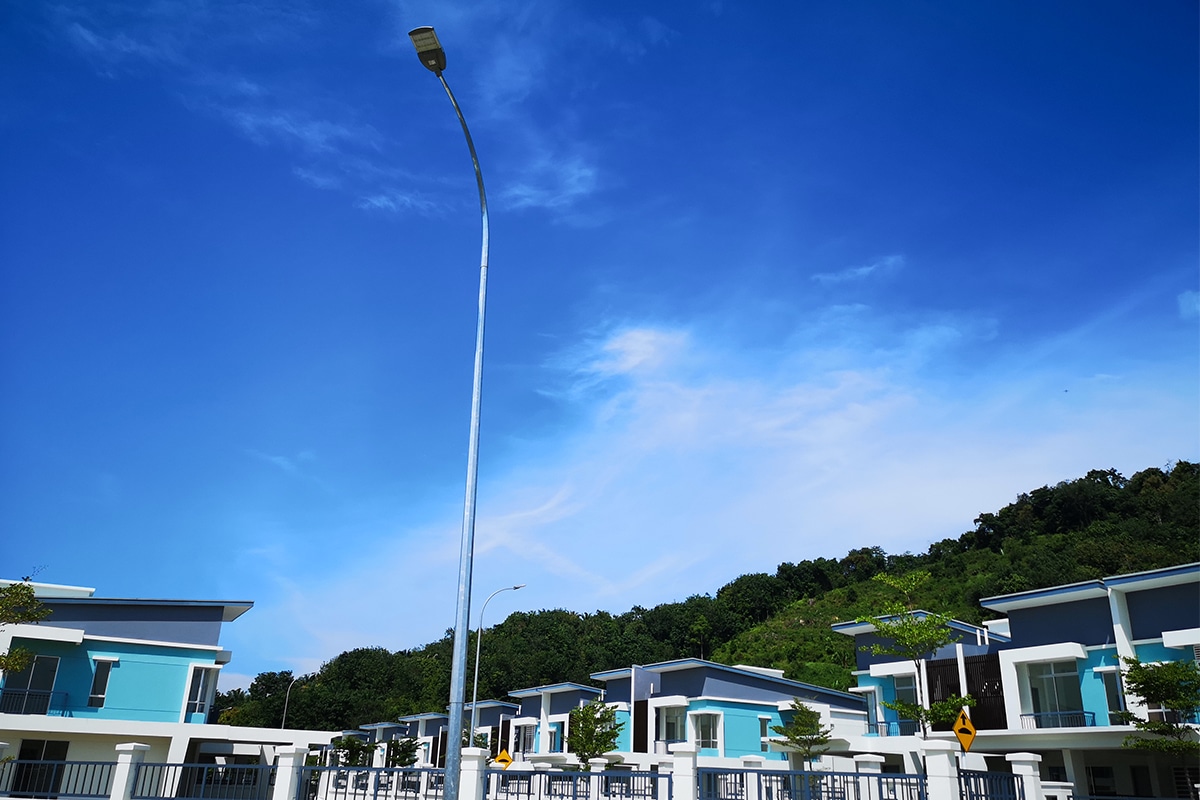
[812,255,904,284]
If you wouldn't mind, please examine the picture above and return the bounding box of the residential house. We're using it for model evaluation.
[832,563,1200,799]
[506,682,603,764]
[0,578,337,766]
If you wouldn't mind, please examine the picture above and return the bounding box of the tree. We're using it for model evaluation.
[385,738,420,768]
[770,698,831,769]
[0,579,50,673]
[857,572,974,738]
[566,700,623,765]
[1117,657,1200,759]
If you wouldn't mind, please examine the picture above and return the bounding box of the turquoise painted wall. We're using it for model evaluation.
[10,636,218,722]
[613,709,631,752]
[689,698,785,761]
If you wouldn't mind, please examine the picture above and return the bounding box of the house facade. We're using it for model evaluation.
[0,579,337,766]
[831,563,1200,799]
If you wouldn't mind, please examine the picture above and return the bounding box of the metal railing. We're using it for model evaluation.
[485,770,670,800]
[0,760,115,799]
[866,721,920,737]
[1018,711,1095,729]
[0,688,70,716]
[132,764,276,800]
[297,767,444,800]
[959,771,1024,800]
[699,769,926,800]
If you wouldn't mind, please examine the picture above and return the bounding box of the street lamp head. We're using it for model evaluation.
[408,26,446,74]
[512,584,526,591]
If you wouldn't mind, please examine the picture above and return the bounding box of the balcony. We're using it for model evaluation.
[0,688,70,715]
[867,720,919,736]
[1020,710,1095,729]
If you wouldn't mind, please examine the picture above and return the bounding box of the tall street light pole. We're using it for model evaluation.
[470,584,525,740]
[407,26,489,800]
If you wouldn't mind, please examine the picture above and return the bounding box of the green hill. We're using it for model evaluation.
[216,461,1199,729]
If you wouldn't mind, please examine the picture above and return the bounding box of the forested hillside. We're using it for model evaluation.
[215,461,1199,730]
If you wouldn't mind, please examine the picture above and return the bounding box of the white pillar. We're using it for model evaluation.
[656,760,674,800]
[588,758,607,800]
[741,756,765,800]
[668,742,699,800]
[855,754,885,800]
[1006,753,1044,800]
[110,744,151,800]
[460,747,489,800]
[273,746,311,800]
[921,741,957,800]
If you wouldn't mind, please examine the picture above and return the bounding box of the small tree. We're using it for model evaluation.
[328,736,374,767]
[770,699,831,769]
[566,700,623,765]
[385,737,420,768]
[1117,657,1200,759]
[857,572,974,738]
[0,579,50,673]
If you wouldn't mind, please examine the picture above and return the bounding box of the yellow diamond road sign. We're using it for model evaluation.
[954,709,977,753]
[494,749,513,770]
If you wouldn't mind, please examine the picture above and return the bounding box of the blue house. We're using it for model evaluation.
[832,563,1200,797]
[591,659,865,768]
[0,579,337,765]
[506,682,603,763]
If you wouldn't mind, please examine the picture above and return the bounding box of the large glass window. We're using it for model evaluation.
[2,655,59,714]
[186,667,217,716]
[693,714,719,750]
[1028,661,1082,714]
[893,675,918,706]
[657,707,686,742]
[515,725,535,753]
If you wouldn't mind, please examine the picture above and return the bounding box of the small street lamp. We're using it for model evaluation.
[407,25,490,800]
[470,584,526,740]
[281,673,304,729]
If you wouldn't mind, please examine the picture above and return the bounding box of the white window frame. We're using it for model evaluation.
[180,664,221,722]
[758,715,772,752]
[687,710,724,755]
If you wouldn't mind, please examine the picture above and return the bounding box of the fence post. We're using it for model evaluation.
[740,756,764,800]
[1005,753,1043,800]
[920,741,957,800]
[854,754,884,800]
[109,743,150,800]
[273,746,311,800]
[588,759,607,800]
[461,747,489,800]
[668,743,698,800]
[657,760,675,800]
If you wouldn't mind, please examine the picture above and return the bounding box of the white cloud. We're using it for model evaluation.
[812,255,904,284]
[222,301,1196,679]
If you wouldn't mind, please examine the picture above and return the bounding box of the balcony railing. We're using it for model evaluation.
[0,688,69,716]
[1019,711,1095,729]
[867,720,920,737]
[0,759,116,798]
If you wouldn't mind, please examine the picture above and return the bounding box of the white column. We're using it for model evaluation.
[273,746,311,800]
[855,754,885,800]
[741,756,765,800]
[588,758,607,800]
[1006,753,1044,800]
[668,742,699,800]
[921,741,957,800]
[460,747,489,800]
[110,744,151,800]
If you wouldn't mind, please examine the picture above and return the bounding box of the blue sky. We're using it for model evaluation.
[2,1,1196,690]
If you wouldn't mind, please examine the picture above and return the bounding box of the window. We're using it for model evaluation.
[693,714,719,750]
[759,717,770,752]
[657,707,685,742]
[89,660,114,708]
[548,723,562,753]
[2,655,59,715]
[515,725,535,753]
[1100,671,1124,724]
[893,675,917,706]
[1086,766,1117,797]
[186,667,218,716]
[1028,661,1083,714]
